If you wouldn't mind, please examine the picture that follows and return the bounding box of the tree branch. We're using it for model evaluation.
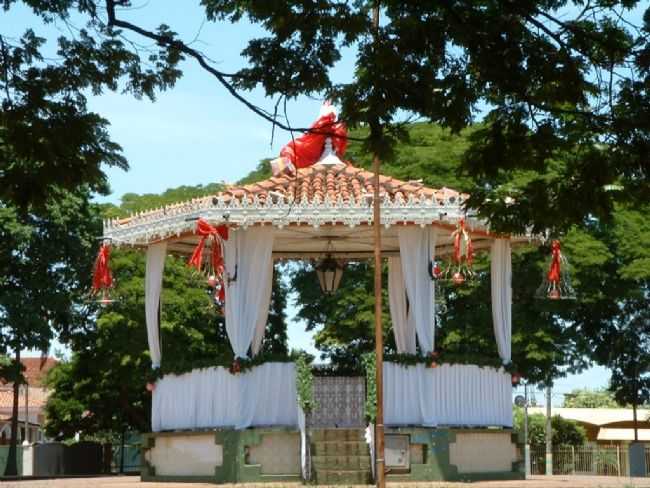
[104,0,364,142]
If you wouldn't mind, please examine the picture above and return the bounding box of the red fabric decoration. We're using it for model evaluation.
[280,111,347,169]
[92,244,113,292]
[270,105,347,176]
[452,218,474,264]
[188,218,229,273]
[547,240,562,283]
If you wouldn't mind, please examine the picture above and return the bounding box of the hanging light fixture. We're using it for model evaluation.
[535,240,576,300]
[315,254,345,295]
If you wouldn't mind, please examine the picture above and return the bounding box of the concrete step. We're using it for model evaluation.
[311,440,369,456]
[310,428,366,442]
[314,468,371,485]
[312,454,371,470]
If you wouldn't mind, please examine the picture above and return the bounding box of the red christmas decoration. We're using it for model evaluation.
[92,243,114,306]
[229,359,242,375]
[270,102,347,177]
[437,218,475,286]
[535,240,576,300]
[188,219,229,309]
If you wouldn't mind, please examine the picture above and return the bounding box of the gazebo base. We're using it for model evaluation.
[141,426,524,483]
[384,427,524,482]
[141,427,302,484]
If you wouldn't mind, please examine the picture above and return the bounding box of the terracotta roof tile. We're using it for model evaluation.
[214,162,464,206]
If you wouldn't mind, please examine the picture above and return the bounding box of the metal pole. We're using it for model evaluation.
[372,152,385,488]
[120,428,125,474]
[524,382,530,477]
[545,385,552,475]
[24,384,28,443]
[370,3,385,488]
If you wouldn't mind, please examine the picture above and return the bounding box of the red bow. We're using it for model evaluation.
[547,240,562,283]
[188,219,229,273]
[92,244,113,292]
[452,218,474,265]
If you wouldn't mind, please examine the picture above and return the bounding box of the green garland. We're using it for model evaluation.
[295,354,316,413]
[145,352,297,384]
[362,353,377,423]
[384,351,517,374]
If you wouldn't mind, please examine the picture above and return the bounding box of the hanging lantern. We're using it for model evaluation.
[91,242,115,306]
[146,382,156,392]
[535,240,576,300]
[315,255,345,294]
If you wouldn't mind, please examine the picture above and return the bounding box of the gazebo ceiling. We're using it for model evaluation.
[104,160,531,253]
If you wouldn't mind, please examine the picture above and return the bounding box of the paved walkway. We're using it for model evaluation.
[1,476,650,488]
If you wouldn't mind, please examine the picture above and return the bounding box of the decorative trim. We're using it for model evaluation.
[103,194,478,246]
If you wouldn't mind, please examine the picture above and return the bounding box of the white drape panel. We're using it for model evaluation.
[224,227,275,358]
[252,258,275,356]
[383,363,512,427]
[145,242,167,368]
[388,257,416,354]
[397,227,436,353]
[152,363,299,432]
[491,239,512,363]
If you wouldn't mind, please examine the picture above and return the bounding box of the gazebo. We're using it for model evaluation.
[102,113,528,484]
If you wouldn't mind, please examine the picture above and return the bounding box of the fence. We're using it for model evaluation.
[531,445,650,477]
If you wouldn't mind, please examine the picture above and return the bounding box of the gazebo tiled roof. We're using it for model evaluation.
[222,163,465,207]
[104,161,476,247]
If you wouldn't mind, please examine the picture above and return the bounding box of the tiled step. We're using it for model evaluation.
[312,454,371,470]
[314,468,371,485]
[310,428,366,442]
[311,440,368,456]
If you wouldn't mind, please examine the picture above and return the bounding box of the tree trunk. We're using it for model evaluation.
[4,349,20,476]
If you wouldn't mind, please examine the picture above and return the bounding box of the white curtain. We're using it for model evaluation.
[397,227,436,353]
[152,363,299,432]
[383,363,512,427]
[145,242,167,368]
[224,227,275,358]
[252,258,275,355]
[491,239,512,364]
[388,257,416,354]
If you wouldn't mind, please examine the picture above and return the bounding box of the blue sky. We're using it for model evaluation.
[8,1,617,404]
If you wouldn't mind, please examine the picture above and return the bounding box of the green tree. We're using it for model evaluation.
[0,189,100,475]
[565,206,650,440]
[1,2,184,210]
[513,410,587,448]
[562,388,620,408]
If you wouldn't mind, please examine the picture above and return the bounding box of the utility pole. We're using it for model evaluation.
[545,385,552,476]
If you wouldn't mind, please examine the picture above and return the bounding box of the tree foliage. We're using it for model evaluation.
[514,410,587,448]
[0,2,186,210]
[562,388,620,408]
[195,0,650,232]
[0,188,101,474]
[565,205,650,412]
